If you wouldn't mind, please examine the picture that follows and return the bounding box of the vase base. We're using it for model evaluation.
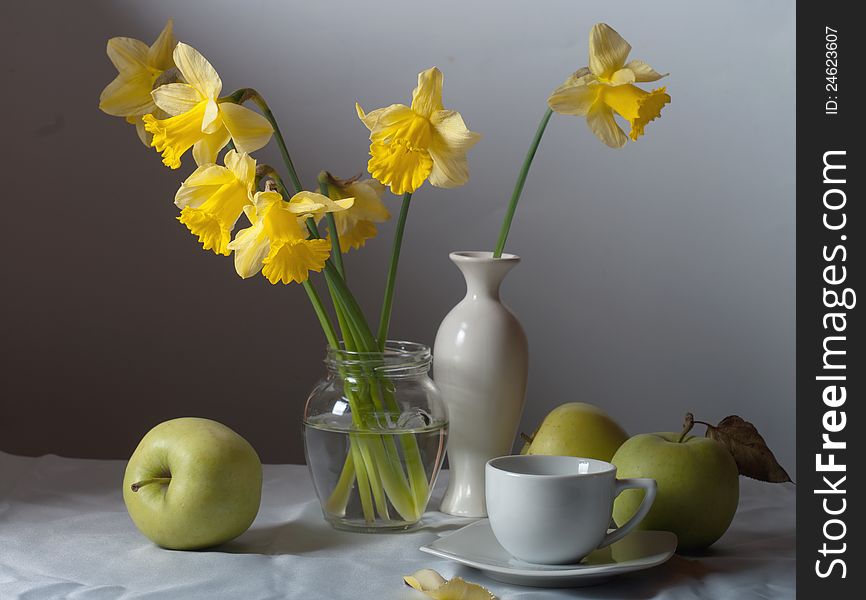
[325,515,422,533]
[439,495,488,518]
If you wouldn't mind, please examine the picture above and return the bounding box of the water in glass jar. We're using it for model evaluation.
[304,412,448,531]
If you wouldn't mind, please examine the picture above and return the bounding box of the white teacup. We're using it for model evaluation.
[485,455,657,564]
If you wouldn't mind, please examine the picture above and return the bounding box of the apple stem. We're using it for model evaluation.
[130,477,172,492]
[677,412,695,443]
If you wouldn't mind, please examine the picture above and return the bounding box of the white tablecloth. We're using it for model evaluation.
[0,452,794,599]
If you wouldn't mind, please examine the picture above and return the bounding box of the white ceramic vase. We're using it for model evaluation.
[433,251,529,517]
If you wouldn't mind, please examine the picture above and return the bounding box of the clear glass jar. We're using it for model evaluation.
[303,341,448,532]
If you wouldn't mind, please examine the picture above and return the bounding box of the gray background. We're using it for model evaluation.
[0,0,795,470]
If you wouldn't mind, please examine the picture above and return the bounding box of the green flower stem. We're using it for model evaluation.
[305,217,374,348]
[493,107,553,258]
[324,263,376,346]
[302,281,339,349]
[349,439,375,522]
[355,433,391,520]
[377,192,412,350]
[323,453,355,516]
[233,88,304,194]
[318,180,346,280]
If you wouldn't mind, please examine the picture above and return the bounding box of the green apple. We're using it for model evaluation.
[523,402,627,461]
[611,433,739,551]
[123,417,262,550]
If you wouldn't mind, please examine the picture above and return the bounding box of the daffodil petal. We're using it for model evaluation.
[355,102,374,128]
[356,103,415,141]
[172,42,222,99]
[106,36,149,73]
[428,110,480,188]
[609,68,636,86]
[586,102,628,148]
[261,199,308,241]
[624,59,668,83]
[223,150,257,188]
[131,115,149,146]
[219,102,274,154]
[547,76,600,116]
[403,570,496,600]
[430,110,481,153]
[151,83,202,116]
[410,67,444,118]
[405,569,447,591]
[560,67,592,87]
[229,220,269,279]
[175,164,234,209]
[184,164,234,187]
[286,191,354,218]
[428,149,470,189]
[192,127,231,166]
[201,99,221,133]
[253,190,283,212]
[147,19,176,70]
[433,578,497,600]
[175,184,223,210]
[286,191,328,213]
[328,177,389,251]
[588,23,631,78]
[99,72,157,117]
[347,180,390,222]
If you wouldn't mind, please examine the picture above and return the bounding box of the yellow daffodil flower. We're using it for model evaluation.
[143,43,273,169]
[228,191,351,285]
[175,150,257,256]
[324,174,390,251]
[357,67,481,195]
[99,20,176,146]
[547,23,670,148]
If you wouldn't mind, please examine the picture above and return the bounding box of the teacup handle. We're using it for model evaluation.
[598,478,657,549]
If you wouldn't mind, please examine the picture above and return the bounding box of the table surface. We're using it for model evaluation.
[0,451,795,599]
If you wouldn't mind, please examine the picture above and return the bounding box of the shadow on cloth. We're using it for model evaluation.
[449,550,777,599]
[217,518,366,555]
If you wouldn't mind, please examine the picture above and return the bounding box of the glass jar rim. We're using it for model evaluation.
[325,340,431,377]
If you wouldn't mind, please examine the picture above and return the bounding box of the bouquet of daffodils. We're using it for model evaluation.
[100,20,668,526]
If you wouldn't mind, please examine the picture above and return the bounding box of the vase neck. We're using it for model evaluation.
[450,251,520,301]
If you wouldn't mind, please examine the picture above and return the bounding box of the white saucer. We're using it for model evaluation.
[420,520,677,588]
